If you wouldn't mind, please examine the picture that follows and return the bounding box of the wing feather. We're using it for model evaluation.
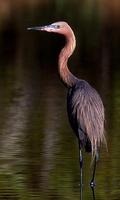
[67,80,106,157]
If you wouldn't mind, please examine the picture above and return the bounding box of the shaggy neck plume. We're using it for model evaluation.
[58,27,78,88]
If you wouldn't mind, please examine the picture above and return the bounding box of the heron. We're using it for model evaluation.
[27,21,107,188]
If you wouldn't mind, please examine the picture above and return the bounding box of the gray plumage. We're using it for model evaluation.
[67,79,106,157]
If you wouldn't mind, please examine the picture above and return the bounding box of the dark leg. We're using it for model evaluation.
[91,186,96,200]
[79,142,83,200]
[79,149,83,186]
[90,152,99,188]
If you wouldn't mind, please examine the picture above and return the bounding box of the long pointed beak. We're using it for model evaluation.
[27,26,48,31]
[27,24,58,32]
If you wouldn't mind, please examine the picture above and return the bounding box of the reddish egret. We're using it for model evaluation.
[27,21,106,188]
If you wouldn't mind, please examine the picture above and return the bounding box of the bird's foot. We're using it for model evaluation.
[90,181,96,188]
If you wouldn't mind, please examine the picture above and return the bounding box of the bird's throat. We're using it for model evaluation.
[58,34,78,88]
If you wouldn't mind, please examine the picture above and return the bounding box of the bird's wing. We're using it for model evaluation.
[69,82,106,156]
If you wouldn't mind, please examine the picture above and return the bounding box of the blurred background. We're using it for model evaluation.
[0,0,120,199]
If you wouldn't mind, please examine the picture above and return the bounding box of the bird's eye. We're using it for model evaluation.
[56,25,60,29]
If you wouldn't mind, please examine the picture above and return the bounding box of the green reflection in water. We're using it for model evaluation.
[0,49,119,200]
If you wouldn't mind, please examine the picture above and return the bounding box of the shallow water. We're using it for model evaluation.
[0,2,120,200]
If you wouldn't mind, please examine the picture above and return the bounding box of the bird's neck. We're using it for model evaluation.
[58,30,78,88]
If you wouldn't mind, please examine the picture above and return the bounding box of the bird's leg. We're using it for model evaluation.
[79,142,83,200]
[90,152,99,188]
[79,142,83,187]
[80,149,83,187]
[91,186,96,200]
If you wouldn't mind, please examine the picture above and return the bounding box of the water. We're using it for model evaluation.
[0,1,120,200]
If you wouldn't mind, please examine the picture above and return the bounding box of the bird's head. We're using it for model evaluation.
[27,21,72,35]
